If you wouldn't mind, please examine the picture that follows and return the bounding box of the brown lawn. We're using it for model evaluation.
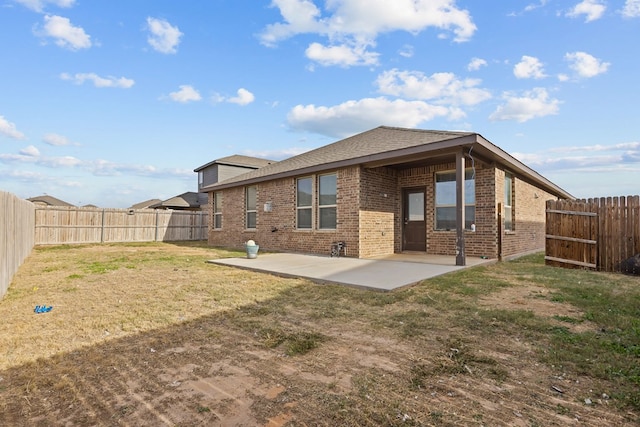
[0,242,637,426]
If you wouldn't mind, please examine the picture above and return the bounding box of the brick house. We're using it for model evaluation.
[202,126,572,264]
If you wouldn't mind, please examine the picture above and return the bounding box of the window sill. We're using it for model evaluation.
[504,230,516,235]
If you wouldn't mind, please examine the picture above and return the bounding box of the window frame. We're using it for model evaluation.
[213,192,222,229]
[504,172,513,232]
[198,171,204,189]
[296,177,313,229]
[434,169,476,231]
[318,173,337,230]
[245,185,257,229]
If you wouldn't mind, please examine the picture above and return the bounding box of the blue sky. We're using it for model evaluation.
[1,0,638,207]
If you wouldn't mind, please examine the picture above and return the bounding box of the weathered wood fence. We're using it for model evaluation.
[1,191,35,299]
[545,196,640,272]
[34,206,209,244]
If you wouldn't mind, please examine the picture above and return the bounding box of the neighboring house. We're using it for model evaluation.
[203,126,573,263]
[194,155,274,192]
[150,192,208,211]
[27,195,75,207]
[129,199,162,210]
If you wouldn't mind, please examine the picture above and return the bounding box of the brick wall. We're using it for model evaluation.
[396,161,498,257]
[359,167,398,258]
[208,166,361,257]
[207,161,558,260]
[498,169,557,258]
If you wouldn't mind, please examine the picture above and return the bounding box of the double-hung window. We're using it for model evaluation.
[318,174,337,229]
[435,169,475,230]
[246,186,257,229]
[504,172,513,231]
[213,192,222,229]
[296,177,312,229]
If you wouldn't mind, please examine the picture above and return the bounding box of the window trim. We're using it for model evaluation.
[296,176,313,229]
[318,173,337,230]
[434,168,476,231]
[504,172,514,232]
[245,185,257,229]
[213,192,222,230]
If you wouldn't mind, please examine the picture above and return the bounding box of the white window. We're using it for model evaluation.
[246,186,257,229]
[318,173,337,229]
[435,169,475,230]
[504,172,513,231]
[296,177,312,229]
[213,192,222,229]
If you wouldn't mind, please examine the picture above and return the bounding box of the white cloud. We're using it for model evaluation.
[305,42,379,67]
[146,17,183,54]
[623,0,640,17]
[0,115,26,140]
[37,14,91,50]
[0,148,192,179]
[565,51,610,78]
[513,141,640,172]
[287,97,463,138]
[513,55,547,79]
[489,88,561,122]
[467,57,487,71]
[43,133,75,146]
[227,88,255,106]
[20,145,40,157]
[376,69,491,106]
[14,0,75,12]
[213,88,256,106]
[398,44,414,58]
[260,0,476,66]
[168,85,202,103]
[242,147,310,160]
[524,0,549,13]
[60,72,134,88]
[566,0,606,22]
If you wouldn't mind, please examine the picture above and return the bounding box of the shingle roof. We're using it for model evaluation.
[27,195,75,207]
[194,155,274,172]
[151,192,205,209]
[202,125,573,199]
[129,199,163,209]
[202,126,473,190]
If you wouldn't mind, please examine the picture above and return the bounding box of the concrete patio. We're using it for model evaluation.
[208,252,495,291]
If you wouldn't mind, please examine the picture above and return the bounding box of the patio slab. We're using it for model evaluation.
[208,253,494,291]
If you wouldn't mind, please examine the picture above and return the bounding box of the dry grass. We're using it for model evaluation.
[0,242,638,426]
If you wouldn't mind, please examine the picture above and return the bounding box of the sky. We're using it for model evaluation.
[0,0,639,208]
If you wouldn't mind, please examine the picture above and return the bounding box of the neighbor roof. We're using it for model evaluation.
[203,126,573,199]
[150,192,207,209]
[194,155,274,172]
[27,195,75,207]
[129,198,162,210]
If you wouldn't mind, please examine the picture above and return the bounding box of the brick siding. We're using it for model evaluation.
[207,161,554,259]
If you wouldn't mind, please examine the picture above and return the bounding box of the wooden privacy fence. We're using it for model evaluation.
[35,206,209,245]
[545,196,640,272]
[1,191,35,299]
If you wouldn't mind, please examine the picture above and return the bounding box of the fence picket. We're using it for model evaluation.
[546,196,640,272]
[34,206,208,245]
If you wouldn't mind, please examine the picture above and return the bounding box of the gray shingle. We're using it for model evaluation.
[203,126,472,190]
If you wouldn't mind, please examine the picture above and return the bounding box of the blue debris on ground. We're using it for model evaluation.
[34,305,53,314]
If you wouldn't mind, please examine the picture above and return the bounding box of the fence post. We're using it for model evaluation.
[155,210,159,242]
[100,208,105,243]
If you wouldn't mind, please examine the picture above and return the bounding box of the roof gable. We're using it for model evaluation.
[202,126,473,190]
[194,155,274,172]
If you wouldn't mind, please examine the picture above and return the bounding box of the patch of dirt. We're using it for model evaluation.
[478,283,597,333]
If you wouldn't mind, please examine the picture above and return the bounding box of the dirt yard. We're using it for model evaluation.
[0,242,638,426]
